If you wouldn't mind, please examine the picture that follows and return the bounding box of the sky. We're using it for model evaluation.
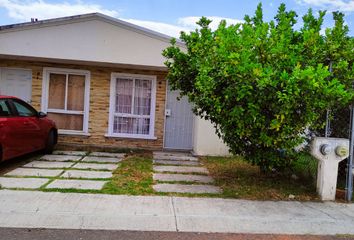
[0,0,353,37]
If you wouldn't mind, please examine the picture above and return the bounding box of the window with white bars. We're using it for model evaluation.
[108,73,156,138]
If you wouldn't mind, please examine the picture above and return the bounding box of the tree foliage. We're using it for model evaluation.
[163,3,354,171]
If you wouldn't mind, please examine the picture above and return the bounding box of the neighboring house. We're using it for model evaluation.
[0,13,229,155]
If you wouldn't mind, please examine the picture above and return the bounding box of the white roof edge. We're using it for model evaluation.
[0,12,185,47]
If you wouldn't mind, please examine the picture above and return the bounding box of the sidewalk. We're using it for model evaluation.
[0,190,353,235]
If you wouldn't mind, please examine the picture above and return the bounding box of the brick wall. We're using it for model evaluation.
[0,59,167,150]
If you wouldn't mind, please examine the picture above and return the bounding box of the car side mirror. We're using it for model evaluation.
[37,112,47,118]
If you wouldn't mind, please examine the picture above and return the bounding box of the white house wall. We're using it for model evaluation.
[0,19,171,67]
[193,116,230,156]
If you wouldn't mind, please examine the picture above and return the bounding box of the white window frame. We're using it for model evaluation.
[41,67,90,135]
[107,72,156,139]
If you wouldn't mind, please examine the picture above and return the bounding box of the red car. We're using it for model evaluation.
[0,96,57,161]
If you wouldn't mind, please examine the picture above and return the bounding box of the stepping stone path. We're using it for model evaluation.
[0,151,123,191]
[23,161,75,169]
[73,163,118,171]
[153,165,209,174]
[40,154,82,162]
[90,152,126,158]
[0,177,48,189]
[5,168,63,177]
[153,173,214,183]
[152,151,221,194]
[62,170,112,179]
[52,150,87,156]
[153,160,200,166]
[46,179,107,190]
[82,156,122,163]
[154,183,221,194]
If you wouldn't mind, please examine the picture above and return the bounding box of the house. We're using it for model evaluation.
[0,13,229,156]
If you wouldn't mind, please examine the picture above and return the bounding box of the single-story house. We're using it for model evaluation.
[0,13,229,155]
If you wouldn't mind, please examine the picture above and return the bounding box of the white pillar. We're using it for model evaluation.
[311,137,349,201]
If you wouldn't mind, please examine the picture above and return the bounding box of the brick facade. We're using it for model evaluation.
[0,59,167,150]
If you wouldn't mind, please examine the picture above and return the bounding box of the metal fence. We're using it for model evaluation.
[324,107,353,201]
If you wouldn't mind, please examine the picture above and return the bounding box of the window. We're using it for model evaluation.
[108,73,156,139]
[42,68,90,134]
[12,100,37,117]
[0,99,11,117]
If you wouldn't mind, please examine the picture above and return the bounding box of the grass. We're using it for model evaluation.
[201,154,318,201]
[101,152,154,195]
[1,150,342,201]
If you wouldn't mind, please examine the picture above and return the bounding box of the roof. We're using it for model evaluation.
[0,12,184,47]
[0,12,185,69]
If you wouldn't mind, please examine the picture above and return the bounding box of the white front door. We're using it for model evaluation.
[0,68,32,103]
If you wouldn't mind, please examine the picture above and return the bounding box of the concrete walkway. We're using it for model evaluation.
[0,190,353,235]
[152,152,221,194]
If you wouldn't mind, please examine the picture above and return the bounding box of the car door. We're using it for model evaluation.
[9,99,43,152]
[0,98,21,160]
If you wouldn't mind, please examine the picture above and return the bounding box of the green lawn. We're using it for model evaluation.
[102,153,154,195]
[201,154,319,201]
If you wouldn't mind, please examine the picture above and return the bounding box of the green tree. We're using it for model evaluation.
[163,3,354,172]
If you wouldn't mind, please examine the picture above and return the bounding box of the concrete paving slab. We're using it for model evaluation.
[153,151,192,156]
[0,177,48,189]
[0,190,176,231]
[46,179,107,190]
[153,184,221,194]
[61,170,113,179]
[153,160,200,166]
[40,155,82,162]
[153,166,209,174]
[172,197,354,234]
[52,151,87,156]
[153,155,198,161]
[82,156,122,163]
[23,161,74,169]
[73,163,118,171]
[5,168,63,177]
[89,152,126,158]
[153,174,214,183]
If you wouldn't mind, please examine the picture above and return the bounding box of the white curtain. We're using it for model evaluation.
[114,77,152,135]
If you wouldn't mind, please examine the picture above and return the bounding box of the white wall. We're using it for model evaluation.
[193,116,230,156]
[0,19,171,67]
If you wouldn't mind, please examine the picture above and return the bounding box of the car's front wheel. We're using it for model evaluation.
[44,130,55,154]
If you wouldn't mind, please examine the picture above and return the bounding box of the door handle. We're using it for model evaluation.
[23,121,31,125]
[0,123,3,128]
